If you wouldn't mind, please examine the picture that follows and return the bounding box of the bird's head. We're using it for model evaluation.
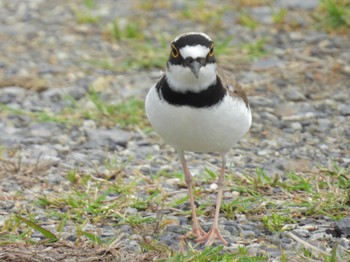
[166,32,217,93]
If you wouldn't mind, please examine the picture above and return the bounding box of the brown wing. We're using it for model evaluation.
[217,68,249,108]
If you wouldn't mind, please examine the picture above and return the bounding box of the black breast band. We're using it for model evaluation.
[156,75,226,108]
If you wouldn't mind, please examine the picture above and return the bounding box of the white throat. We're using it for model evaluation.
[166,63,217,93]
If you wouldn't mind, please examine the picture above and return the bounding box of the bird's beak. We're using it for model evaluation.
[189,60,202,79]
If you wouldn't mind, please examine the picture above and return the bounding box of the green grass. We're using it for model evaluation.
[272,8,288,25]
[222,195,265,217]
[72,0,99,24]
[86,89,148,129]
[242,38,269,60]
[229,163,350,220]
[2,0,350,259]
[83,59,118,71]
[99,12,269,71]
[119,40,168,70]
[238,12,259,30]
[136,1,171,11]
[101,20,169,71]
[82,0,96,9]
[262,213,294,232]
[160,245,267,262]
[235,0,274,6]
[178,0,225,29]
[0,91,149,130]
[16,216,59,243]
[106,20,145,41]
[314,0,350,32]
[74,10,100,24]
[214,37,234,56]
[1,150,349,260]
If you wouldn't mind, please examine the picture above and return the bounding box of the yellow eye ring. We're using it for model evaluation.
[171,44,179,58]
[209,44,214,56]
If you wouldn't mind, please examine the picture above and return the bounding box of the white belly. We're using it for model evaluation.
[145,86,252,153]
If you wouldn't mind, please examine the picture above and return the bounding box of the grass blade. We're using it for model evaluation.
[80,231,102,245]
[16,216,58,242]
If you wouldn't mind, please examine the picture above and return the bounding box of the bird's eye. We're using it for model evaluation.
[171,44,179,58]
[209,44,214,56]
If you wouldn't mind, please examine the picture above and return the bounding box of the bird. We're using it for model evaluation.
[145,32,252,246]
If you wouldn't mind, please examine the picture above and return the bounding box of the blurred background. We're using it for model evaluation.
[1,0,349,169]
[0,0,350,260]
[1,0,349,88]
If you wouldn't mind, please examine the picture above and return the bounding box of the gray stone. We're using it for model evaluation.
[21,144,59,163]
[276,0,318,10]
[318,118,334,132]
[282,112,315,122]
[66,86,87,100]
[249,96,276,107]
[293,229,311,238]
[258,149,273,156]
[1,180,22,192]
[127,240,141,253]
[0,126,24,145]
[260,111,279,122]
[119,225,133,234]
[0,86,27,104]
[250,7,273,25]
[334,217,350,236]
[41,85,87,102]
[241,230,256,238]
[30,122,62,138]
[224,225,240,236]
[319,144,329,151]
[339,238,349,249]
[101,226,116,238]
[85,128,131,149]
[0,215,5,227]
[338,104,350,116]
[41,88,64,103]
[239,71,262,84]
[290,122,302,131]
[159,232,180,247]
[64,152,89,167]
[177,216,188,225]
[309,232,332,241]
[124,207,138,215]
[284,89,306,101]
[166,225,186,234]
[0,201,15,212]
[251,58,284,70]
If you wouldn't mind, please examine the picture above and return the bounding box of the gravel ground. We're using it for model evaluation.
[0,0,350,261]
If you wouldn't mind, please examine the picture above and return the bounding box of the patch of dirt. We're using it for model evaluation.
[0,241,161,262]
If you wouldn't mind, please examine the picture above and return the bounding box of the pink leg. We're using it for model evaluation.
[178,150,206,238]
[196,153,228,246]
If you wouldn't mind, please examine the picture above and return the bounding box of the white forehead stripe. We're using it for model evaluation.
[173,32,212,42]
[179,45,209,59]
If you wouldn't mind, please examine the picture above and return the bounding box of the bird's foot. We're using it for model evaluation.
[192,224,207,238]
[179,224,206,241]
[179,223,207,248]
[196,225,228,246]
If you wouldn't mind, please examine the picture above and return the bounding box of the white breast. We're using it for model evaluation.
[145,86,252,153]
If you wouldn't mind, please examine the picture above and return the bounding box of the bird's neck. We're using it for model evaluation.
[166,63,217,93]
[156,75,226,108]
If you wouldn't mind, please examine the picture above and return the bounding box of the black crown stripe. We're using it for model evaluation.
[173,34,212,49]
